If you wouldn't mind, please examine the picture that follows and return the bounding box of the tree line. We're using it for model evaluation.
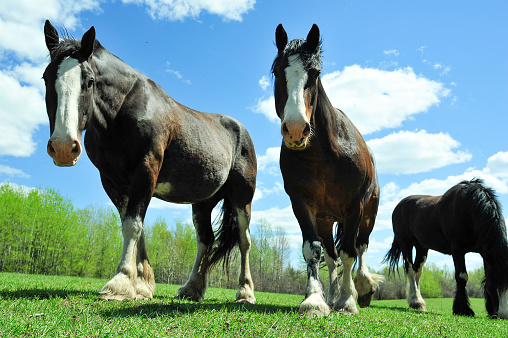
[0,183,485,298]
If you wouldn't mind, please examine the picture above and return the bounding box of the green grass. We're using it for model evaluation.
[1,272,507,337]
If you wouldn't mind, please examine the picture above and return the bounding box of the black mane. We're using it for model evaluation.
[271,38,323,74]
[49,37,103,62]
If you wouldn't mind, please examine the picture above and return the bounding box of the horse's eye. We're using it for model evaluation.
[87,78,94,88]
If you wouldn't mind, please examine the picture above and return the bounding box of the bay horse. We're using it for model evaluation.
[272,24,382,316]
[42,20,257,303]
[384,178,508,318]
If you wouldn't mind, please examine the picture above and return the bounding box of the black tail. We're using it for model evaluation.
[464,179,508,307]
[208,198,240,275]
[382,238,403,276]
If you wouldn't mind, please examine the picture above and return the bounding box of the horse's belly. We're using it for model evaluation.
[153,169,228,204]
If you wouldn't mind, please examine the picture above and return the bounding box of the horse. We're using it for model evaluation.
[384,178,508,318]
[42,20,257,304]
[272,24,383,316]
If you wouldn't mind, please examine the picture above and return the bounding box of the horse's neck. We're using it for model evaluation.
[313,79,361,159]
[91,51,141,126]
[313,80,340,153]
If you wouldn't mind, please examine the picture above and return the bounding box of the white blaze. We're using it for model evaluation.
[53,57,81,140]
[283,54,308,124]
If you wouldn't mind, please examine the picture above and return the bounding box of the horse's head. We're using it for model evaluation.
[272,24,322,150]
[42,20,96,166]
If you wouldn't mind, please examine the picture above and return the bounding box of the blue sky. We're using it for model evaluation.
[1,0,507,271]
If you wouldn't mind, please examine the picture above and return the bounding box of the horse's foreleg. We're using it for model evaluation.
[100,214,155,300]
[293,202,330,316]
[452,253,474,316]
[235,205,256,304]
[99,164,158,301]
[177,203,214,301]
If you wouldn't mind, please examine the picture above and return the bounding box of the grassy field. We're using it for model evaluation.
[1,272,507,337]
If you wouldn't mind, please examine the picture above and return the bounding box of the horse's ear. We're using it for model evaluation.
[80,26,96,59]
[275,24,288,55]
[44,20,59,54]
[306,24,320,54]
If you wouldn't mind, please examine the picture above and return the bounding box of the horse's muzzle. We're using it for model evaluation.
[47,138,81,166]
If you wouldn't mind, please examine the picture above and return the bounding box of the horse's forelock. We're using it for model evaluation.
[272,38,323,75]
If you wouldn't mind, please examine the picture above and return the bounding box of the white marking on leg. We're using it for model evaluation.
[283,55,309,125]
[53,57,81,140]
[498,291,508,319]
[119,216,143,274]
[324,250,339,305]
[334,251,358,314]
[300,240,330,316]
[407,265,426,310]
[235,207,255,303]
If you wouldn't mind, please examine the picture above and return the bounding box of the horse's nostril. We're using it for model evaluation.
[282,123,289,134]
[71,141,80,154]
[47,140,55,154]
[303,124,311,137]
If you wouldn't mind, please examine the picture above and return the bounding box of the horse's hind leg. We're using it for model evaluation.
[334,209,362,314]
[354,198,383,307]
[176,201,215,301]
[317,218,339,306]
[452,252,474,316]
[407,245,427,311]
[235,203,256,304]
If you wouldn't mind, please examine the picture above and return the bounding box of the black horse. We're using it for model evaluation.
[42,20,257,303]
[272,24,382,316]
[384,178,508,318]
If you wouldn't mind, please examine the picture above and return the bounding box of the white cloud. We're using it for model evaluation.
[251,205,300,235]
[484,151,508,179]
[0,70,46,157]
[257,146,280,171]
[148,198,193,210]
[251,95,278,123]
[321,65,450,134]
[0,0,101,61]
[122,0,255,21]
[259,75,270,91]
[384,49,399,56]
[367,130,472,174]
[0,165,30,178]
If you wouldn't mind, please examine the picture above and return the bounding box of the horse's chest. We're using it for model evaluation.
[282,157,357,215]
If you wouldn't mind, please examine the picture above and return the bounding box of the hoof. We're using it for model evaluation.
[100,273,153,300]
[236,285,256,304]
[409,302,427,311]
[300,293,331,317]
[334,295,359,314]
[176,284,205,302]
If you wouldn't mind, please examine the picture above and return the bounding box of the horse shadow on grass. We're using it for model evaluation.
[369,304,444,317]
[0,288,99,300]
[100,295,299,319]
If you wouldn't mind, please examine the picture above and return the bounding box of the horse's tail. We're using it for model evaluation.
[382,238,403,276]
[465,179,508,294]
[208,198,239,277]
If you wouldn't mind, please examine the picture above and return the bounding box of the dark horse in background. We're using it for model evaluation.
[272,24,382,316]
[384,178,508,318]
[42,20,257,303]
